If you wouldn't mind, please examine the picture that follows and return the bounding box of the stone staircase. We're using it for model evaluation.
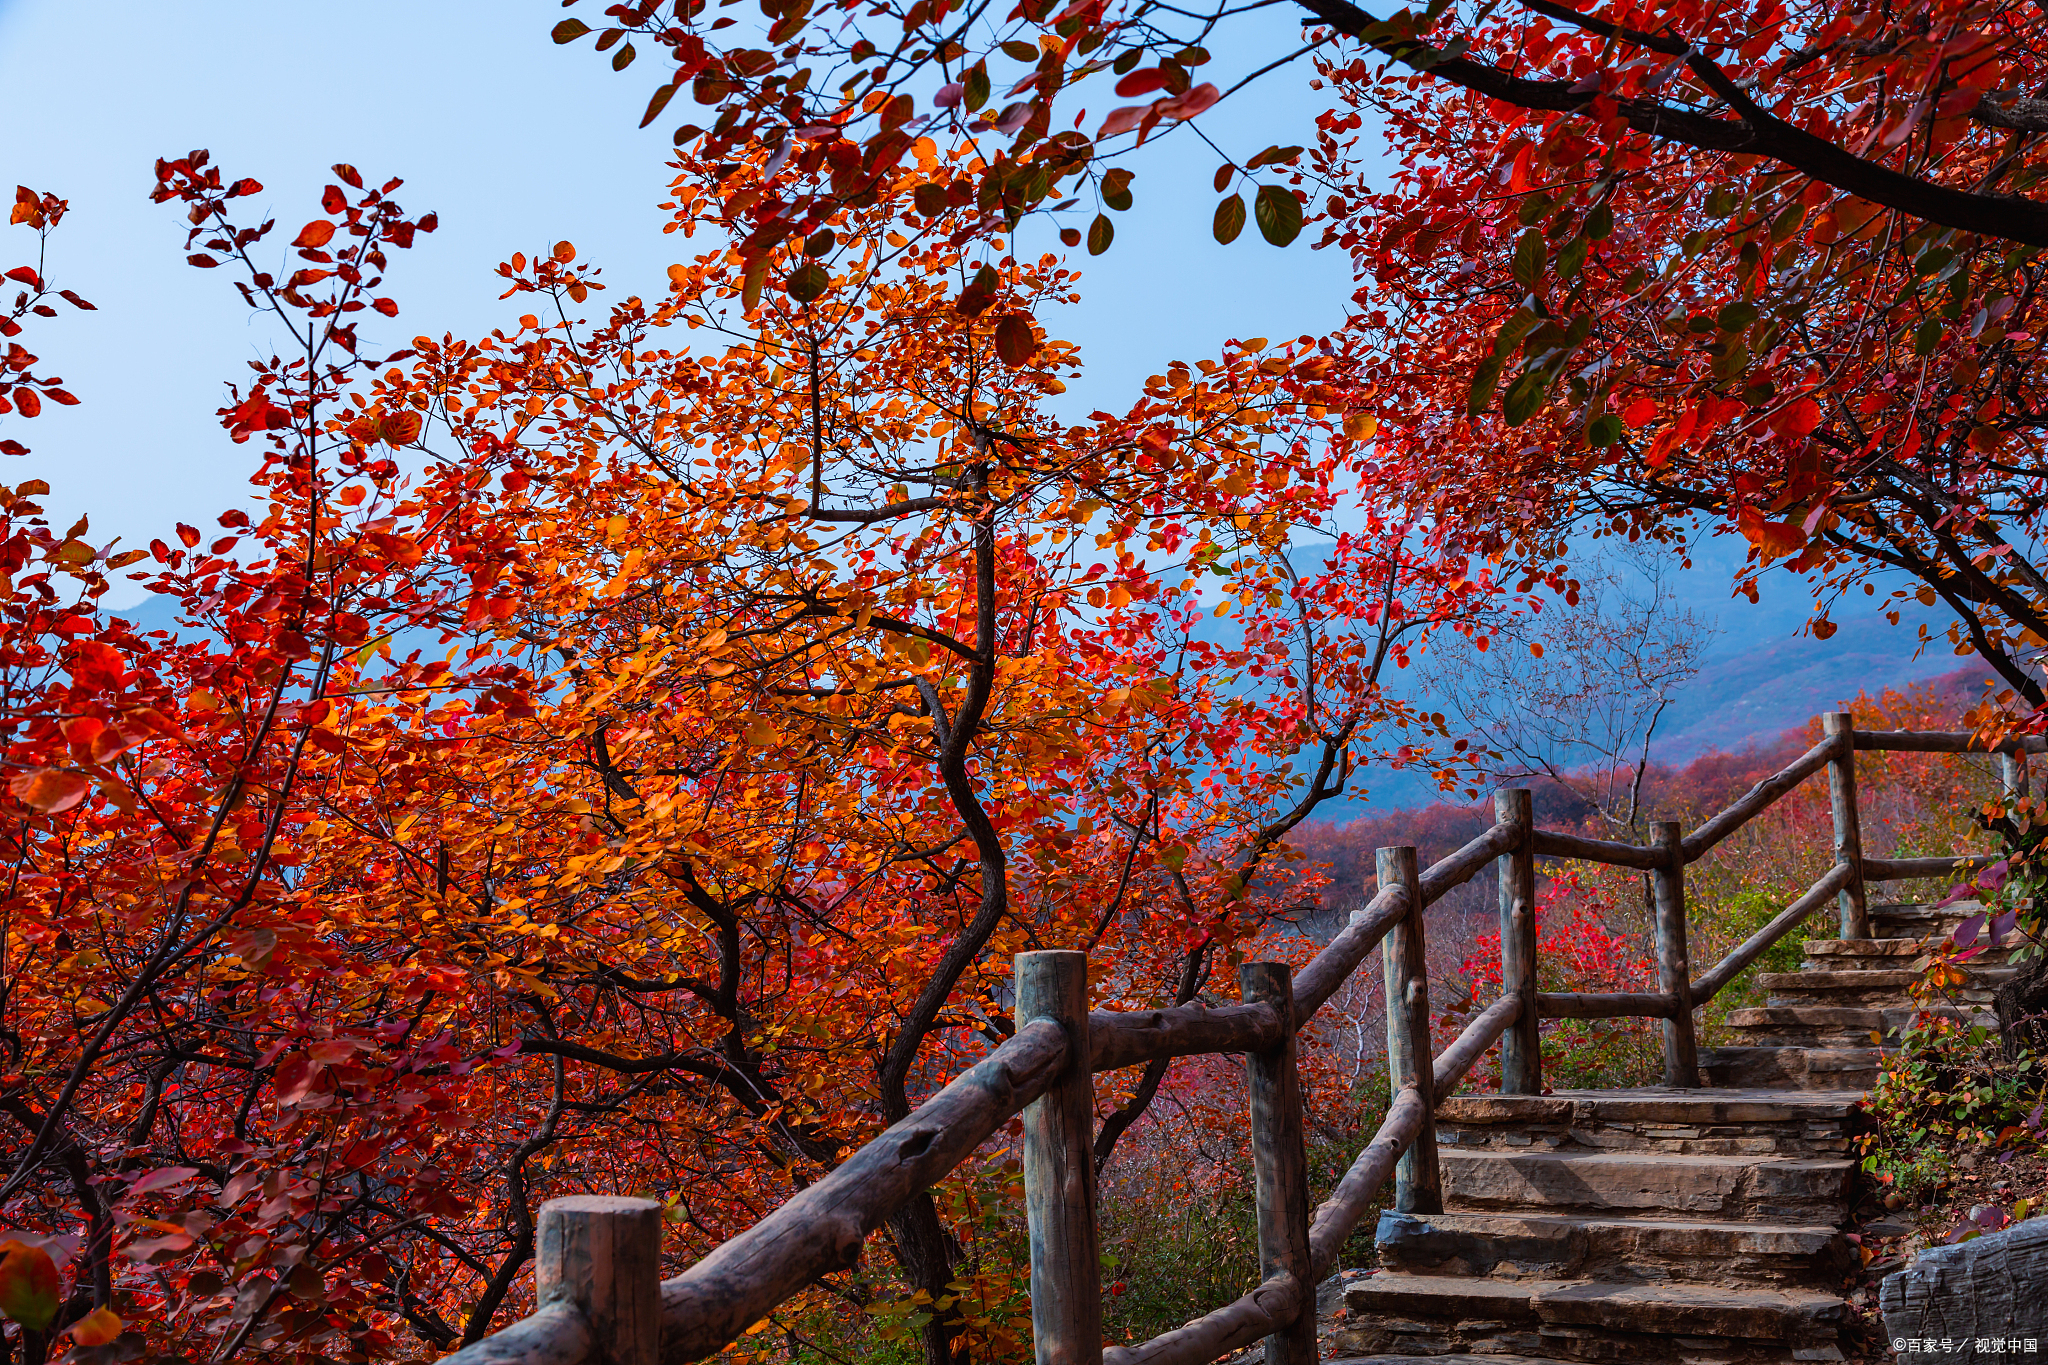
[1328,897,2014,1365]
[1702,899,2013,1092]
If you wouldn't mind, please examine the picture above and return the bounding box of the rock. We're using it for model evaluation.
[1993,949,2048,1060]
[1879,1215,2048,1364]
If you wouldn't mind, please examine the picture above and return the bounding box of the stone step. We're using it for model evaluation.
[1873,901,1988,938]
[1375,1208,1851,1286]
[1722,1003,1992,1046]
[1698,1046,1884,1092]
[1331,1358,1844,1365]
[1438,1149,1851,1221]
[1332,1357,1844,1365]
[1762,968,1919,992]
[1759,969,1919,1009]
[1337,1274,1848,1361]
[1330,1356,1576,1365]
[1330,1356,1574,1365]
[1436,1088,1863,1157]
[1803,937,1926,964]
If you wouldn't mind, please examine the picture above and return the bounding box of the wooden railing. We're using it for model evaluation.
[441,713,2031,1365]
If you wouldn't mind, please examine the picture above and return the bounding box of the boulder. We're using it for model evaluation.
[1879,1217,2048,1365]
[1992,949,2048,1060]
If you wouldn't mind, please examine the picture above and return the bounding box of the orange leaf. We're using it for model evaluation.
[70,1306,122,1347]
[9,769,92,815]
[292,220,336,249]
[379,411,423,446]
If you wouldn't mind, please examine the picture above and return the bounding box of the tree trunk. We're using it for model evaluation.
[1993,945,2048,1061]
[887,1191,967,1365]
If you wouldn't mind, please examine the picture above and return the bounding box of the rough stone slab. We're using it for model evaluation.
[1328,1357,1576,1365]
[1438,1149,1850,1219]
[1879,1216,2048,1365]
[1438,1088,1864,1126]
[1533,1281,1848,1340]
[1728,1006,1886,1028]
[1761,970,1920,993]
[1806,937,1928,959]
[1376,1209,1849,1285]
[1698,1046,1884,1093]
[1344,1272,1543,1322]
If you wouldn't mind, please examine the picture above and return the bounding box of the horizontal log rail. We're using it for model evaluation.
[1530,826,1664,869]
[1855,730,2048,753]
[1539,990,1681,1020]
[1863,853,2002,882]
[445,711,2016,1365]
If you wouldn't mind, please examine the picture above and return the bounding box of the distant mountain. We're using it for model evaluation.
[1652,605,1980,763]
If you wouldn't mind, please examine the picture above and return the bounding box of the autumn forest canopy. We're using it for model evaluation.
[0,0,2045,1359]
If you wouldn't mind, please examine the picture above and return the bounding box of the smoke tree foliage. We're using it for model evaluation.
[558,0,2048,717]
[0,119,1562,1361]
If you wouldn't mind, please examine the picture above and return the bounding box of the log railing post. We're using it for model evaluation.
[2002,745,2030,802]
[1823,712,1871,938]
[1017,950,1102,1365]
[1241,962,1316,1365]
[536,1195,663,1365]
[1650,821,1698,1089]
[1378,845,1440,1213]
[1494,789,1539,1095]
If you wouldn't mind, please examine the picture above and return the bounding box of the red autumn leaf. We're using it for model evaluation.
[368,531,424,568]
[273,1052,323,1105]
[293,220,337,248]
[1115,69,1167,97]
[9,769,92,815]
[12,389,38,418]
[3,267,39,287]
[371,297,399,317]
[1155,83,1221,120]
[321,185,348,215]
[1781,397,1822,436]
[1098,105,1148,139]
[994,315,1039,366]
[66,641,128,691]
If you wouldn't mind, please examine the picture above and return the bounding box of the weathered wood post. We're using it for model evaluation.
[536,1195,663,1365]
[1241,962,1317,1365]
[1649,821,1698,1089]
[1495,788,1539,1095]
[1823,711,1871,938]
[1017,950,1102,1365]
[1378,845,1441,1212]
[2002,744,2029,802]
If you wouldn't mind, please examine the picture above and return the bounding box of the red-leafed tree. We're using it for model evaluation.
[0,131,1525,1363]
[547,0,2048,717]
